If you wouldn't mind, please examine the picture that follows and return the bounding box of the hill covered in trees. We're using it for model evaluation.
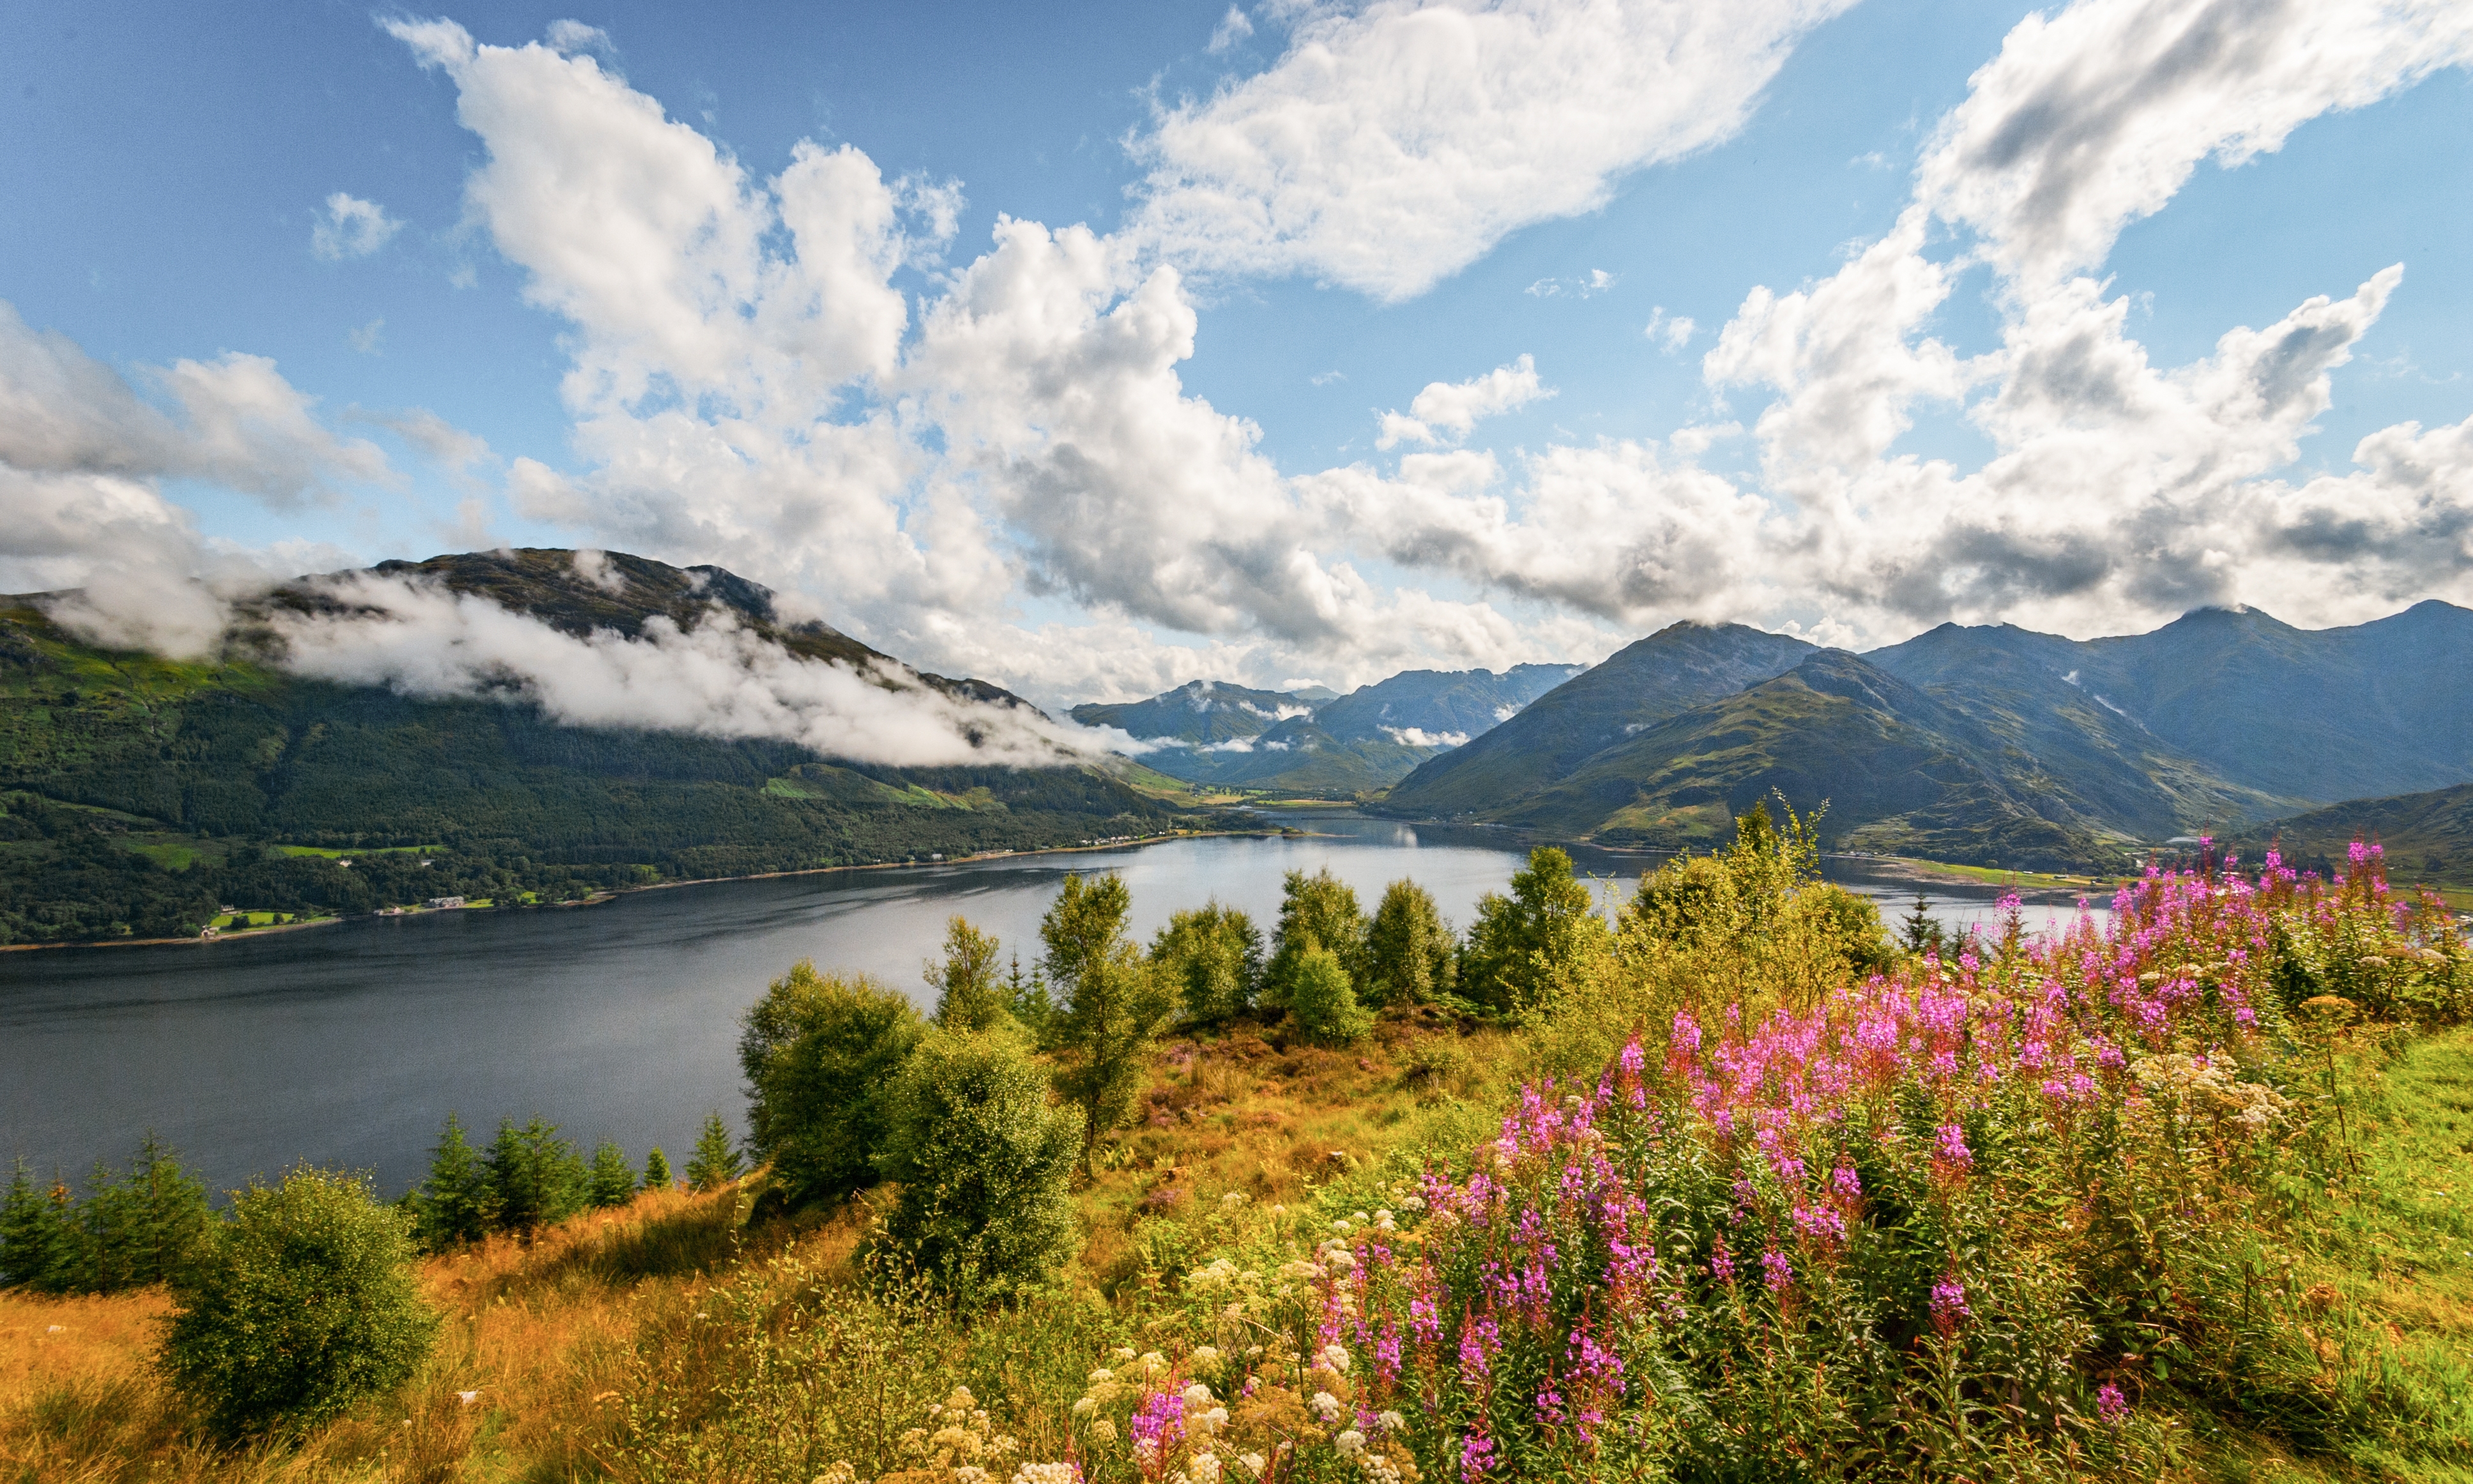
[0,550,1210,944]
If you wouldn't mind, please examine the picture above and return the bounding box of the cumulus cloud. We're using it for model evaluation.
[0,299,393,653]
[1380,725,1469,746]
[1376,354,1553,448]
[310,193,404,260]
[269,571,1115,768]
[1127,0,1858,301]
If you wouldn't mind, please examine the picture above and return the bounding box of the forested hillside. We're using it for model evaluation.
[0,552,1201,944]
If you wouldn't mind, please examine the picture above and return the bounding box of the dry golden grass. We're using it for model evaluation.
[0,1014,1512,1481]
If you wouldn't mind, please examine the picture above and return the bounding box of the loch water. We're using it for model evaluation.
[0,814,2111,1198]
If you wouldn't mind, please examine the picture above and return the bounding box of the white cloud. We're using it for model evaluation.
[1379,725,1469,746]
[1526,268,1619,298]
[1644,306,1694,350]
[1376,354,1553,448]
[1208,6,1255,52]
[270,570,1115,769]
[310,193,404,260]
[544,19,615,59]
[1127,0,1859,301]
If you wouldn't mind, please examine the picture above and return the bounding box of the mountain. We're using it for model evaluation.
[1374,602,2473,871]
[1380,622,1816,819]
[2228,783,2473,886]
[1072,663,1581,795]
[0,549,1194,944]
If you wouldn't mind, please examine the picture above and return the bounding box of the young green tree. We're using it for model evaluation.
[874,1026,1079,1298]
[0,1158,77,1292]
[1365,879,1457,1007]
[1459,847,1611,1013]
[587,1141,637,1208]
[642,1146,673,1192]
[925,916,1010,1032]
[1288,941,1376,1046]
[738,960,924,1208]
[484,1117,587,1234]
[1265,869,1370,1006]
[1899,891,1949,957]
[1042,874,1175,1162]
[97,1134,213,1290]
[158,1166,438,1439]
[685,1111,745,1192]
[1150,901,1264,1024]
[417,1112,491,1248]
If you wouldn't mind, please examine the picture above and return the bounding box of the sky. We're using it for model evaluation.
[3,0,2470,725]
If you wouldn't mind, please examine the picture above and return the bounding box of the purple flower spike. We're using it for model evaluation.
[2096,1382,2127,1424]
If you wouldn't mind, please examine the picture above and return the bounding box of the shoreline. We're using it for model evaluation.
[1,825,1282,953]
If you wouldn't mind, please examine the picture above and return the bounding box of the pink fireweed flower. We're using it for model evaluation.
[2097,1382,2128,1423]
[1831,1165,1862,1199]
[1935,1124,1972,1169]
[1929,1276,1970,1335]
[1761,1248,1792,1292]
[1460,1429,1496,1481]
[1619,1037,1645,1078]
[1710,1238,1736,1285]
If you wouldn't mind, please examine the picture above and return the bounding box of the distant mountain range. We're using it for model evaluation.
[1375,601,2473,872]
[2227,782,2473,886]
[0,550,1194,944]
[1069,664,1581,794]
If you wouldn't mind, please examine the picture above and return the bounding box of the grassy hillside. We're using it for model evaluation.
[2235,782,2473,886]
[0,563,1204,943]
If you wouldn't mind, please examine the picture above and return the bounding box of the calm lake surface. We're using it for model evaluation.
[0,814,2112,1198]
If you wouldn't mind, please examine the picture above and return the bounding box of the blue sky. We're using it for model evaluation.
[4,0,2470,716]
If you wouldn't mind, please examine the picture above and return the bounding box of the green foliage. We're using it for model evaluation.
[588,1140,638,1207]
[1264,867,1369,1006]
[0,1137,213,1294]
[738,959,924,1207]
[1899,889,1951,957]
[485,1116,589,1234]
[686,1110,745,1193]
[926,915,1012,1032]
[0,1157,77,1291]
[1364,877,1457,1006]
[1148,900,1263,1024]
[874,1027,1079,1298]
[157,1166,438,1439]
[1042,874,1175,1159]
[1286,941,1374,1047]
[642,1146,673,1192]
[416,1112,491,1248]
[1459,845,1610,1013]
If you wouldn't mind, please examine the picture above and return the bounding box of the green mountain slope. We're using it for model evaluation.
[1380,622,1816,819]
[0,552,1192,944]
[2230,783,2473,886]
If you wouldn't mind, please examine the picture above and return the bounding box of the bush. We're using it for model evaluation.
[158,1166,438,1439]
[1287,941,1374,1046]
[1150,901,1264,1023]
[1265,868,1369,1006]
[874,1027,1079,1298]
[738,960,924,1207]
[1366,877,1457,1006]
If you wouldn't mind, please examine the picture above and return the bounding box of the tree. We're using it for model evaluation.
[1150,902,1263,1024]
[926,916,1010,1032]
[685,1111,745,1192]
[1899,891,1949,957]
[0,1158,76,1292]
[418,1112,491,1248]
[158,1166,438,1439]
[1042,874,1175,1162]
[1288,942,1375,1046]
[642,1146,673,1192]
[1265,869,1369,1006]
[874,1027,1079,1298]
[1460,847,1610,1013]
[738,960,924,1207]
[485,1117,587,1235]
[587,1141,637,1208]
[1365,879,1456,1007]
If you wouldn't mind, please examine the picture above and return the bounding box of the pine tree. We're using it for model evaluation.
[1900,891,1948,957]
[586,1141,636,1208]
[485,1117,587,1234]
[642,1146,673,1192]
[121,1133,213,1287]
[684,1111,745,1192]
[0,1156,77,1292]
[418,1113,491,1248]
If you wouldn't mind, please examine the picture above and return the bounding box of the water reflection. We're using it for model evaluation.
[0,812,2103,1197]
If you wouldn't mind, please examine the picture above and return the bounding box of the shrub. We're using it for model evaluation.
[1151,901,1264,1023]
[875,1027,1079,1298]
[738,960,924,1207]
[1287,941,1374,1047]
[158,1166,438,1439]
